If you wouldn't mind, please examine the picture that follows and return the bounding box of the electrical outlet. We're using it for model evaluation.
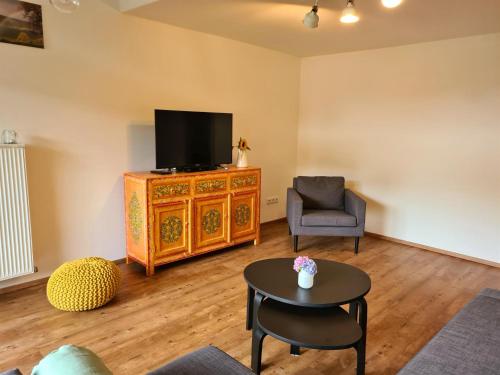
[266,196,279,205]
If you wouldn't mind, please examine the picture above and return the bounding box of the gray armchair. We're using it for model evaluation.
[287,176,366,254]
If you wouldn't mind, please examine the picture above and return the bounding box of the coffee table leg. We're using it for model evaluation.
[251,292,266,374]
[247,286,255,330]
[356,297,368,375]
[349,302,359,321]
[252,292,264,329]
[290,345,300,356]
[251,326,266,374]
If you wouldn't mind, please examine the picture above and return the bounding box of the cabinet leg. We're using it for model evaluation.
[254,233,261,246]
[251,327,266,375]
[146,264,155,276]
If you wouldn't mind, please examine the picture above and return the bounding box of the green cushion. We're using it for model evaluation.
[31,345,112,375]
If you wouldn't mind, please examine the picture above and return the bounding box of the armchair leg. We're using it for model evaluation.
[288,226,291,235]
[293,235,298,252]
[355,237,360,254]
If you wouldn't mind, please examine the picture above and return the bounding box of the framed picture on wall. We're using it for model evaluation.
[0,0,43,49]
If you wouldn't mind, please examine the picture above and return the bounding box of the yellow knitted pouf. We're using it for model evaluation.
[47,257,121,312]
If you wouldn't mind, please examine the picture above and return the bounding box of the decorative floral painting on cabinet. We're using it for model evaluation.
[0,0,43,48]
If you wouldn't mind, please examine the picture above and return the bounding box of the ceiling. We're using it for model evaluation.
[122,0,500,57]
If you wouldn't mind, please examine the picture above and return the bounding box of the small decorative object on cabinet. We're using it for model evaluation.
[124,166,261,276]
[293,256,317,289]
[234,137,251,168]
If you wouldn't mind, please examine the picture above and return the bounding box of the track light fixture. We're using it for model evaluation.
[303,0,404,28]
[381,0,403,8]
[303,0,320,29]
[340,0,359,24]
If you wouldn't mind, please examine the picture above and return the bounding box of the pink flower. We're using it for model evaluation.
[293,256,317,275]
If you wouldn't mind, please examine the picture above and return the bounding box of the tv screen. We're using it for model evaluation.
[155,110,233,169]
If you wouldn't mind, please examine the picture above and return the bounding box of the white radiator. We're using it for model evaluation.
[0,144,34,281]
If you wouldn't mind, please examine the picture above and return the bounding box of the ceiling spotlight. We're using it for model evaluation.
[50,0,80,13]
[303,0,319,29]
[381,0,403,8]
[340,0,359,24]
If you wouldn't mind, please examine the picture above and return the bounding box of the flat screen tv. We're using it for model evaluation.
[155,109,233,171]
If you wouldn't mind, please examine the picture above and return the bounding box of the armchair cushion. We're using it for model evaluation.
[294,176,345,210]
[302,209,357,227]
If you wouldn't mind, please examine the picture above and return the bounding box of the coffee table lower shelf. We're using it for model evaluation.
[251,298,366,374]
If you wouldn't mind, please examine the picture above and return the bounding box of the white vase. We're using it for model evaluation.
[1,130,17,144]
[298,270,314,289]
[236,149,248,168]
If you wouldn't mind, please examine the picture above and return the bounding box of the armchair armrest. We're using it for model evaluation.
[345,189,366,229]
[287,188,303,233]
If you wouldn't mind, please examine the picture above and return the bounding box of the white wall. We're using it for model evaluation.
[0,0,300,287]
[298,33,500,264]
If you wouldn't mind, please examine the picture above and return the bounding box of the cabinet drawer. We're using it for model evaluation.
[230,173,259,190]
[151,179,191,202]
[195,177,228,195]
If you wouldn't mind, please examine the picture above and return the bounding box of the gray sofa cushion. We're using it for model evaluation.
[0,370,22,375]
[479,288,500,299]
[302,209,356,227]
[294,176,345,210]
[148,346,253,375]
[398,288,500,375]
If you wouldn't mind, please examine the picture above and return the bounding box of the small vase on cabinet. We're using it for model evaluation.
[236,149,248,168]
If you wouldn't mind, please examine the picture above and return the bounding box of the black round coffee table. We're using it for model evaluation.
[244,258,371,375]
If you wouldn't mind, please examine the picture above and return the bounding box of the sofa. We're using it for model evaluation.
[1,346,252,375]
[398,288,500,375]
[148,346,252,374]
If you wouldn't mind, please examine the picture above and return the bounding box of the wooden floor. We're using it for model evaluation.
[1,220,499,374]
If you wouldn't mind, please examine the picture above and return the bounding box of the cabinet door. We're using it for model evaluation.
[194,195,229,251]
[154,202,189,259]
[231,191,257,241]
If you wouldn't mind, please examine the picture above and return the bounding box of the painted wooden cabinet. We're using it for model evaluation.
[124,167,261,275]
